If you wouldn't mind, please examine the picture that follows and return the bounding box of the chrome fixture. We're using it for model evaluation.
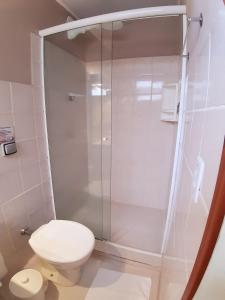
[181,13,203,59]
[187,13,203,27]
[20,227,33,236]
[181,53,190,60]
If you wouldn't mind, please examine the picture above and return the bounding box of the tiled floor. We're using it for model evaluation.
[0,251,160,300]
[111,202,166,253]
[158,256,187,300]
[45,252,159,300]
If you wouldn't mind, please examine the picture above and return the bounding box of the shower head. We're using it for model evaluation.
[66,16,123,40]
[66,17,98,39]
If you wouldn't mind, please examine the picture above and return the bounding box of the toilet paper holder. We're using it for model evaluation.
[0,127,17,157]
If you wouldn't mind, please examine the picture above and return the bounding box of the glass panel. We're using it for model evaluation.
[44,24,108,239]
[110,16,182,252]
[101,22,113,240]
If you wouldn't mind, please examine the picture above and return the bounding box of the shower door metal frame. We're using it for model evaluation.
[39,6,186,37]
[38,5,187,261]
[160,13,188,254]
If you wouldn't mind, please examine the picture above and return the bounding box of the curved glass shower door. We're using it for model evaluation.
[44,23,112,240]
[44,15,182,253]
[110,16,182,252]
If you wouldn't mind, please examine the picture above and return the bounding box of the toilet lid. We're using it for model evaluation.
[29,220,95,264]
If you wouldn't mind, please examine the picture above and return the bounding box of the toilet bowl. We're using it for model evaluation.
[29,220,95,286]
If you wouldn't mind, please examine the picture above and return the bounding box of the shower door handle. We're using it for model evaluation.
[102,137,111,143]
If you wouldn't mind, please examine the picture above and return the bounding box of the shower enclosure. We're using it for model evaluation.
[40,6,187,256]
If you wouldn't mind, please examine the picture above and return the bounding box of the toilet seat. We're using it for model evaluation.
[29,220,95,264]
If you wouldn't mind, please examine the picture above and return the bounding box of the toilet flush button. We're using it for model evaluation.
[21,277,30,284]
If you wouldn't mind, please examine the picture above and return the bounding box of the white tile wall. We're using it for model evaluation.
[111,56,179,210]
[109,56,179,252]
[159,1,225,299]
[0,81,11,114]
[0,33,54,273]
[86,55,179,248]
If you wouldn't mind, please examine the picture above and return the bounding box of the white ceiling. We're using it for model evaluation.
[56,0,181,19]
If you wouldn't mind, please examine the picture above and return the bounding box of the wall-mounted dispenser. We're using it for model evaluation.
[0,127,17,157]
[161,83,179,122]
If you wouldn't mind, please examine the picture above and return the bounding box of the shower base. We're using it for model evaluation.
[111,202,166,253]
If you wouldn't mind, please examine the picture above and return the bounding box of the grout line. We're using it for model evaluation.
[9,82,25,192]
[15,137,37,143]
[162,255,186,264]
[0,206,17,252]
[30,64,45,186]
[183,152,193,177]
[185,104,225,114]
[0,183,42,208]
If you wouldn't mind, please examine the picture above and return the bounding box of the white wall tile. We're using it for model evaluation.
[28,209,47,231]
[36,136,48,161]
[39,158,51,183]
[106,56,180,252]
[11,83,35,142]
[183,110,206,173]
[11,82,33,114]
[111,56,179,211]
[14,113,35,141]
[42,180,53,202]
[20,161,41,191]
[160,2,225,299]
[0,113,14,128]
[23,186,46,230]
[200,108,225,209]
[1,195,29,251]
[192,34,211,111]
[0,152,20,176]
[0,81,11,113]
[182,111,193,155]
[185,64,196,112]
[17,140,39,166]
[32,86,44,114]
[34,112,46,138]
[172,159,192,259]
[0,209,15,257]
[0,170,23,205]
[24,186,43,214]
[205,3,225,107]
[45,201,55,222]
[184,194,208,267]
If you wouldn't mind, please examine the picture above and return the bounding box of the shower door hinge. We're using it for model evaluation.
[181,52,190,61]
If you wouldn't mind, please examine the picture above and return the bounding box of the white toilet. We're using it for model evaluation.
[29,220,95,286]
